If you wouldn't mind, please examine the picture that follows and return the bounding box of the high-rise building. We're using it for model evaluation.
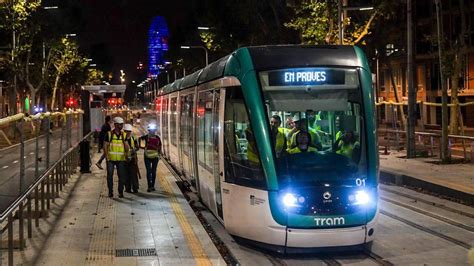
[148,16,169,78]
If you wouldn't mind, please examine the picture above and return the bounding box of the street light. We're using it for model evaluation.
[43,6,59,10]
[197,26,211,30]
[180,45,208,66]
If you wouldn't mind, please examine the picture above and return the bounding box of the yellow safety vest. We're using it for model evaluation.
[336,141,360,158]
[126,136,136,158]
[288,146,318,154]
[275,128,286,158]
[107,131,127,161]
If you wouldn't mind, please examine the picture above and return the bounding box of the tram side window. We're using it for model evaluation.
[197,91,214,169]
[170,97,177,146]
[223,87,265,189]
[180,94,193,155]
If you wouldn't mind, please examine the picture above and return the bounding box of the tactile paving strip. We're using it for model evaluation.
[115,248,157,257]
[85,178,116,265]
[157,172,212,266]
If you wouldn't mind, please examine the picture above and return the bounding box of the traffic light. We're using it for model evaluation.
[66,98,76,107]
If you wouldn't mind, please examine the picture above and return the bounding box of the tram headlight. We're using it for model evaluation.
[282,193,298,207]
[353,190,370,205]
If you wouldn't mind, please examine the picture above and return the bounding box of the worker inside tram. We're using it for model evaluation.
[259,67,367,185]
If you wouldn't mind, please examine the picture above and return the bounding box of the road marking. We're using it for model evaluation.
[12,160,18,164]
[2,165,9,169]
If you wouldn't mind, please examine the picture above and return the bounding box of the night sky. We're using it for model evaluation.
[76,0,192,83]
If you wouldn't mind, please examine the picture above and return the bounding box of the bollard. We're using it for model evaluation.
[80,139,91,173]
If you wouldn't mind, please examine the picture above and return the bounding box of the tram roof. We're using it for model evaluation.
[160,45,364,95]
[247,45,363,70]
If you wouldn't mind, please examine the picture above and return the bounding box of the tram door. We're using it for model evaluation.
[179,92,195,184]
[162,96,169,159]
[196,89,222,218]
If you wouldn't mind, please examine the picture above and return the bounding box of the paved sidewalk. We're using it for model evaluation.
[20,150,225,265]
[380,151,474,205]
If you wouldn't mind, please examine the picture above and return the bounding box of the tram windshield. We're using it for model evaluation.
[259,68,368,187]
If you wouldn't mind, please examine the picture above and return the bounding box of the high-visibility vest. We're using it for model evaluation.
[336,140,359,158]
[107,131,127,161]
[275,128,286,158]
[288,146,318,154]
[126,136,136,158]
[144,135,160,159]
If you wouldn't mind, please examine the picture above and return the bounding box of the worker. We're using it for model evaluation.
[124,124,140,193]
[140,123,162,192]
[288,131,318,154]
[245,127,260,164]
[270,115,287,158]
[103,116,129,198]
[334,130,360,162]
[287,113,322,151]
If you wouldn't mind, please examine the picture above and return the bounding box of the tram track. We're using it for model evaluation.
[363,250,394,266]
[380,196,474,232]
[380,209,472,250]
[380,186,474,218]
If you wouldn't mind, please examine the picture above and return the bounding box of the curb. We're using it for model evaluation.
[380,170,474,206]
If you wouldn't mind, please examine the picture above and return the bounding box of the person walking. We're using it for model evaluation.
[140,123,161,192]
[103,116,129,198]
[124,123,140,193]
[96,115,112,169]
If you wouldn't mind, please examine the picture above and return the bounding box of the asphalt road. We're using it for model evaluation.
[0,126,81,212]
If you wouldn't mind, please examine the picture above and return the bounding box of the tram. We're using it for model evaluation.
[154,45,378,253]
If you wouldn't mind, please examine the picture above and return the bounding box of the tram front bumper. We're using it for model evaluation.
[286,215,377,248]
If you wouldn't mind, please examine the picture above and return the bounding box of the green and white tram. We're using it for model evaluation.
[155,45,378,253]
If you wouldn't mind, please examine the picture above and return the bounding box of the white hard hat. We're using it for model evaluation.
[292,113,306,122]
[124,124,133,131]
[147,123,157,130]
[113,116,124,124]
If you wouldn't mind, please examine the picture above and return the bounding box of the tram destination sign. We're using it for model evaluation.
[268,68,346,87]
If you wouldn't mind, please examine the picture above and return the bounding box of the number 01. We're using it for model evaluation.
[356,178,366,187]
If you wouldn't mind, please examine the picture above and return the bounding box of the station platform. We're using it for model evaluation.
[13,149,225,265]
[380,151,474,205]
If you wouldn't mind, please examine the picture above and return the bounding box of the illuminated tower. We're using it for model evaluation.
[148,16,169,78]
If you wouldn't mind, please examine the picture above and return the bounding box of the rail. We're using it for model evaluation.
[378,128,474,161]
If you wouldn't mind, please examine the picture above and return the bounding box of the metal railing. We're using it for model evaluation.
[0,111,86,266]
[378,128,474,162]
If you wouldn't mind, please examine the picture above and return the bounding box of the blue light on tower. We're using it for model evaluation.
[148,16,169,78]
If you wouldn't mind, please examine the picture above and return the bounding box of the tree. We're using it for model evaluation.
[0,0,42,114]
[285,0,379,45]
[195,0,296,55]
[50,37,82,111]
[84,68,104,85]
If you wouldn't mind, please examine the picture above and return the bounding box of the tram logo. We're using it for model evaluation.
[323,191,331,200]
[314,217,345,226]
